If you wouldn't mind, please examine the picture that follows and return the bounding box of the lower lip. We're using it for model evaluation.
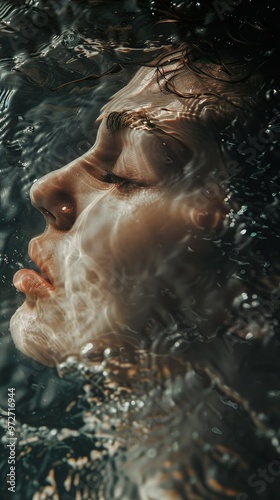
[13,269,54,296]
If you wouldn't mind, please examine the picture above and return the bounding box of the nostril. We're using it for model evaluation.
[59,204,75,230]
[39,203,75,231]
[40,207,56,223]
[30,176,76,231]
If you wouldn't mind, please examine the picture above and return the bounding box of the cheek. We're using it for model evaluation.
[109,195,188,276]
[74,186,224,286]
[76,189,178,277]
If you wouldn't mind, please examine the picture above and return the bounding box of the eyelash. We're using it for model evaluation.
[101,172,134,189]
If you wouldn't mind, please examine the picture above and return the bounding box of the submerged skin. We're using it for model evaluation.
[10,55,254,366]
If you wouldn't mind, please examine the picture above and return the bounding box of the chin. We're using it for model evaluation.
[10,301,63,366]
[9,289,127,367]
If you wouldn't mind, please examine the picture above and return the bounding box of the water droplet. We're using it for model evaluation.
[172,441,179,452]
[80,343,94,355]
[212,427,222,435]
[245,332,253,340]
[103,348,111,358]
[147,448,157,459]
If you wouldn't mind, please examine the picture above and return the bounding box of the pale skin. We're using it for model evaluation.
[10,53,255,366]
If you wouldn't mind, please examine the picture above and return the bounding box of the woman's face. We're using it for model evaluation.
[10,61,237,366]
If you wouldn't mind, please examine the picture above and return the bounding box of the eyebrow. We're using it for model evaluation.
[106,110,157,133]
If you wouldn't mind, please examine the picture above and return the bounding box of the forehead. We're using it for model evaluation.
[100,63,212,119]
[99,55,254,133]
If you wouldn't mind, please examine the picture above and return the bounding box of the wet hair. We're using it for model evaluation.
[137,0,280,345]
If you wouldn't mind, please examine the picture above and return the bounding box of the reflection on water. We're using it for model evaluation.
[1,1,280,499]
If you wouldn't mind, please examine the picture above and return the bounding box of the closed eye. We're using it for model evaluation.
[101,171,153,190]
[100,171,136,189]
[101,171,129,185]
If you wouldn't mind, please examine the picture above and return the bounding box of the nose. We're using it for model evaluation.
[30,169,76,231]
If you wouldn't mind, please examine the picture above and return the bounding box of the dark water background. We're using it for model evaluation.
[0,1,280,499]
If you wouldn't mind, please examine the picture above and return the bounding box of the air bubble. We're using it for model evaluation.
[147,448,157,459]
